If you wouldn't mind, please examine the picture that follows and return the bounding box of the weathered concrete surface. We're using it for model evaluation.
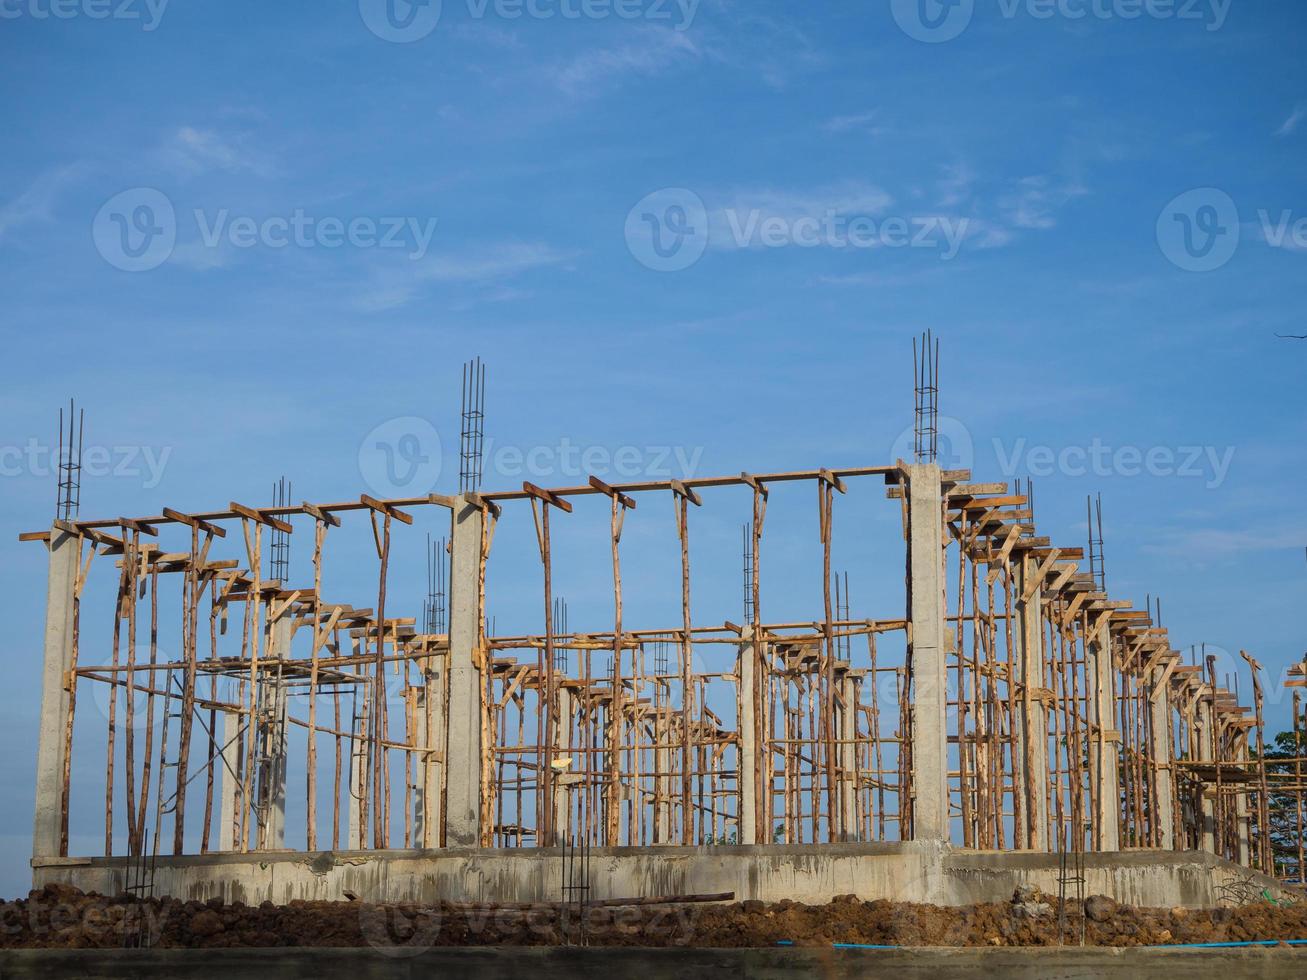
[32,524,78,861]
[32,843,1294,909]
[905,464,949,843]
[1,945,1304,980]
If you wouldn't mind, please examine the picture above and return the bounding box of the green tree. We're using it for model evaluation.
[1255,730,1306,881]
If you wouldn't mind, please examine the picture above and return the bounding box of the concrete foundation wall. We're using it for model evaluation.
[31,844,1293,910]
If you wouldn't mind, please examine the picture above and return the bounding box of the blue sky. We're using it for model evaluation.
[1,0,1305,892]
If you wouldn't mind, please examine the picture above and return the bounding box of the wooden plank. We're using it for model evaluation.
[522,481,574,513]
[669,479,702,507]
[947,482,1008,497]
[588,475,637,510]
[229,501,293,534]
[957,495,1028,511]
[161,507,227,538]
[1020,549,1061,603]
[818,468,847,494]
[301,501,341,528]
[360,494,414,525]
[117,517,159,537]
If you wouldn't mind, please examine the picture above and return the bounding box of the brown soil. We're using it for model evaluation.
[2,884,1305,950]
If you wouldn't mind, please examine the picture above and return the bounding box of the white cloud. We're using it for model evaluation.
[0,164,83,243]
[162,127,273,177]
[821,110,885,136]
[936,162,975,209]
[355,242,575,312]
[1275,105,1305,137]
[998,175,1087,230]
[959,218,1014,249]
[1143,526,1301,558]
[418,242,575,283]
[698,11,824,90]
[554,30,701,97]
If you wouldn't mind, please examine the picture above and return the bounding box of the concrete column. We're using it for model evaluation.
[838,673,859,841]
[218,710,240,851]
[654,713,672,844]
[257,615,291,849]
[33,524,79,861]
[1235,760,1251,866]
[552,687,573,846]
[1198,697,1217,854]
[1148,667,1176,849]
[348,720,366,849]
[445,498,485,847]
[347,635,367,848]
[1088,622,1121,851]
[904,464,949,843]
[414,665,445,848]
[736,633,758,845]
[1015,555,1050,850]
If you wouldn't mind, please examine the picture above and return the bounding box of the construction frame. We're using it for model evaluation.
[22,359,1307,903]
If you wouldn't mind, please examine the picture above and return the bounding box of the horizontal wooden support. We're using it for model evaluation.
[588,475,637,510]
[522,481,573,513]
[160,507,226,538]
[360,494,414,525]
[229,502,294,534]
[494,465,897,503]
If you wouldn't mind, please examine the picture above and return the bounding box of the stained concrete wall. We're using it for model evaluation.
[2,946,1305,980]
[31,843,1293,910]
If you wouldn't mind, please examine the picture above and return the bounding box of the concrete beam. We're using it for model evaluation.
[32,843,1295,911]
[904,464,949,843]
[444,498,484,847]
[32,525,79,861]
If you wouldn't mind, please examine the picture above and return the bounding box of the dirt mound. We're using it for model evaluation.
[2,884,1304,950]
